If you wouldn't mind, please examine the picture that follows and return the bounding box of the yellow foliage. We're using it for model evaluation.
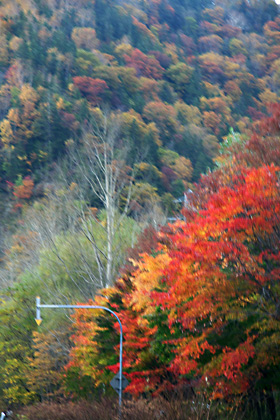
[200,52,224,67]
[173,156,193,181]
[19,84,39,116]
[38,150,48,160]
[69,182,77,191]
[56,97,66,110]
[0,119,13,145]
[15,0,34,13]
[174,101,203,126]
[203,82,222,97]
[147,122,161,145]
[132,182,160,207]
[134,162,162,181]
[17,155,27,161]
[121,110,149,140]
[203,6,224,25]
[130,253,171,313]
[9,36,23,52]
[71,27,99,50]
[223,58,241,78]
[115,42,133,58]
[163,42,178,63]
[200,96,228,114]
[28,331,65,398]
[117,67,140,93]
[229,38,247,56]
[89,106,104,123]
[259,88,278,105]
[0,1,19,17]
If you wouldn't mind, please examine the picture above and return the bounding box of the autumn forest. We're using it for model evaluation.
[0,0,280,419]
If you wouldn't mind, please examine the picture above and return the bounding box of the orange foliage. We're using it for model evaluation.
[68,163,280,399]
[224,80,242,102]
[139,77,159,101]
[203,111,222,135]
[66,104,280,399]
[73,76,108,105]
[199,52,225,82]
[264,17,280,44]
[124,49,164,79]
[13,176,34,200]
[198,35,223,53]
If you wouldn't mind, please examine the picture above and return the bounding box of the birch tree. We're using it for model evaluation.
[68,110,136,287]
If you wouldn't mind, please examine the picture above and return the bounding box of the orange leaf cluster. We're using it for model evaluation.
[67,161,280,399]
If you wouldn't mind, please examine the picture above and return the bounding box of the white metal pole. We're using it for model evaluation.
[35,297,123,418]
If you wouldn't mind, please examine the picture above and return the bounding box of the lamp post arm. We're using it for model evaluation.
[35,297,123,418]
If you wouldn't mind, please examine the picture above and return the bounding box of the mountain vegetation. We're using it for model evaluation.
[0,0,280,418]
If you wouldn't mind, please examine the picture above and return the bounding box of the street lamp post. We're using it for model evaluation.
[35,297,123,419]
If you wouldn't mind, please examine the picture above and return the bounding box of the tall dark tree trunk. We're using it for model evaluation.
[255,393,263,420]
[266,389,276,420]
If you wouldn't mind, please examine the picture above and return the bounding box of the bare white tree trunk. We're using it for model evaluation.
[68,110,135,287]
[0,110,145,296]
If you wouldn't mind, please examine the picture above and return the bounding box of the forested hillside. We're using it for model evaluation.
[0,0,280,419]
[0,0,280,200]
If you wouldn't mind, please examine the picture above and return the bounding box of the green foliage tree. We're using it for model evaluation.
[0,280,39,406]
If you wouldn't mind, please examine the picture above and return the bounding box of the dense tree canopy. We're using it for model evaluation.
[66,109,280,418]
[0,0,280,418]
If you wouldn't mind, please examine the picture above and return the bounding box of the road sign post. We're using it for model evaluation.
[35,297,124,419]
[110,372,129,393]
